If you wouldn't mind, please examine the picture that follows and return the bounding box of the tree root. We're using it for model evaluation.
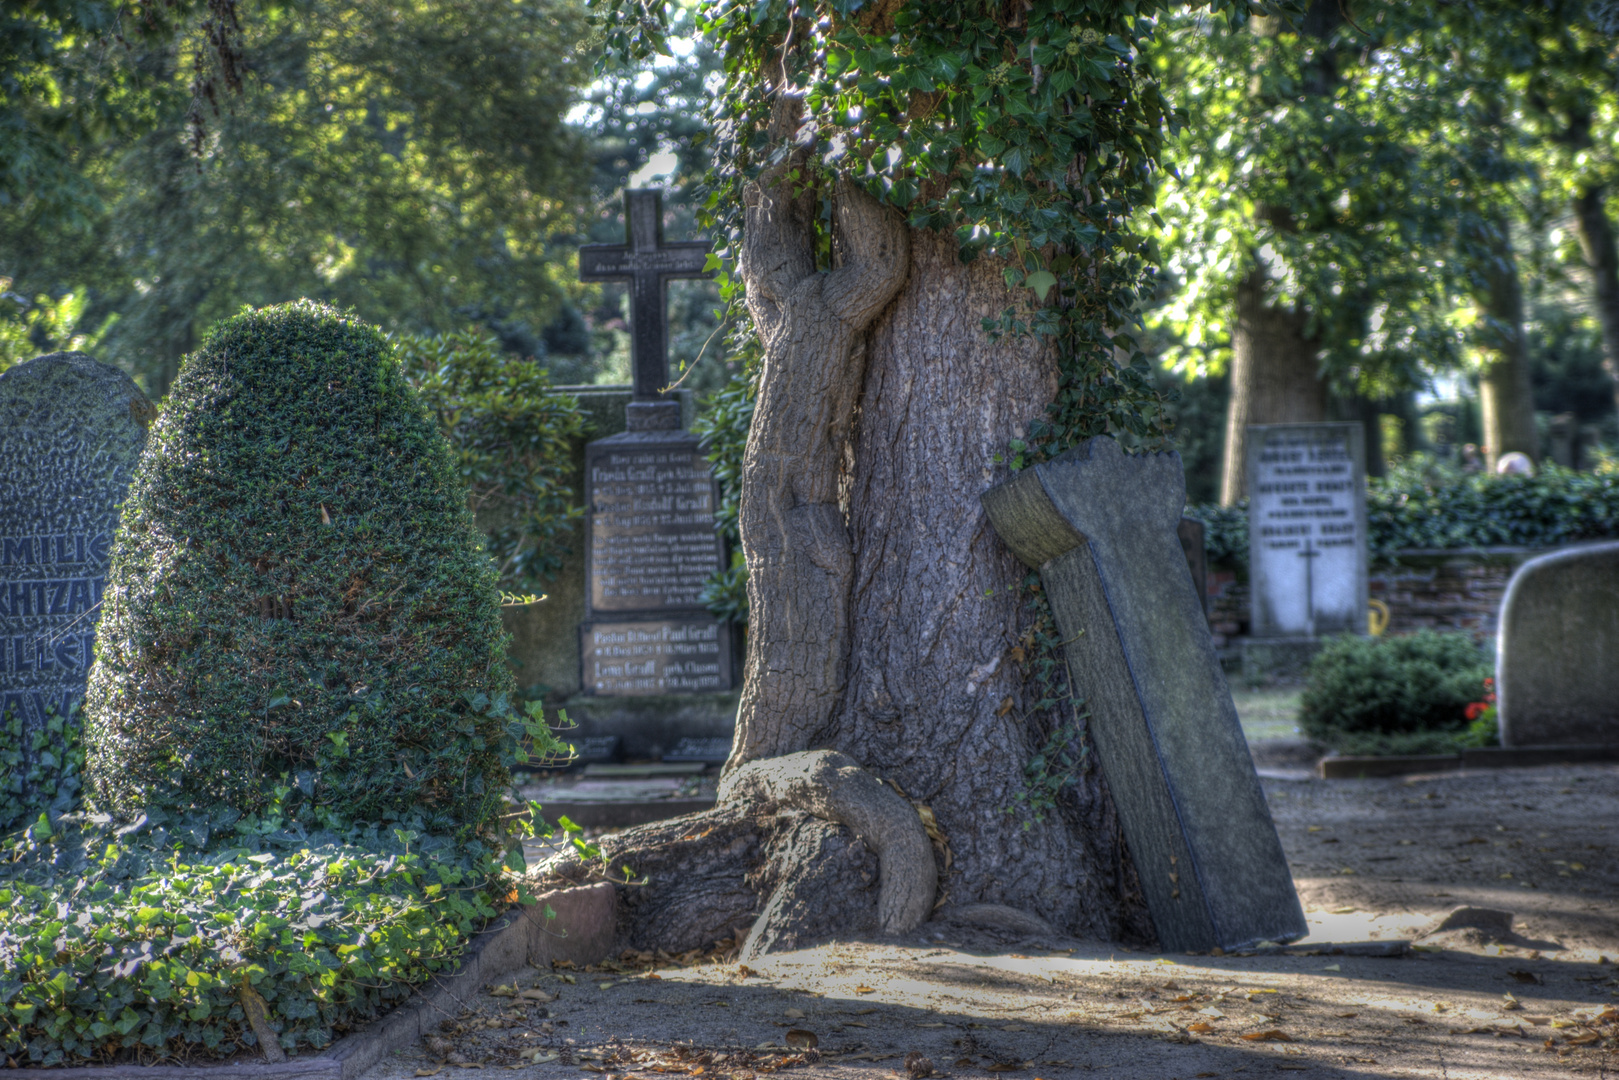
[537,751,936,958]
[719,750,936,936]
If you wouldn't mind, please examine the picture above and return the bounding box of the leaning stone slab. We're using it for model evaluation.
[0,353,152,816]
[1497,540,1619,747]
[18,883,618,1079]
[982,436,1305,953]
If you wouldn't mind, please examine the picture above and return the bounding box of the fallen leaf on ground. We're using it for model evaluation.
[1335,1012,1357,1018]
[1241,1030,1293,1042]
[914,1022,946,1028]
[784,1008,805,1019]
[854,986,876,994]
[1187,1023,1215,1034]
[1001,1024,1029,1032]
[785,1029,818,1049]
[489,985,518,998]
[519,989,554,1002]
[415,1071,441,1077]
[597,982,614,990]
[842,1021,867,1028]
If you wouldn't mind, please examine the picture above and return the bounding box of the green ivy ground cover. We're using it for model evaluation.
[0,806,511,1067]
[1188,464,1619,567]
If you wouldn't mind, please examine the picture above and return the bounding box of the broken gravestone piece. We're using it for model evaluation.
[982,436,1306,952]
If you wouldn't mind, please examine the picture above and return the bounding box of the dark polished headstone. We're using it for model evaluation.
[579,617,733,696]
[982,436,1305,953]
[662,736,733,764]
[0,353,152,807]
[583,433,726,616]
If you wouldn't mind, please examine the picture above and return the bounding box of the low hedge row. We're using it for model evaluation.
[1188,465,1619,567]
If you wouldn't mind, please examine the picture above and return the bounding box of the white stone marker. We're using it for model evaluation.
[1247,422,1367,639]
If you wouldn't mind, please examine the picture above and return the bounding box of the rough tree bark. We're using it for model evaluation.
[542,149,1149,957]
[1219,268,1328,504]
[1218,1,1339,506]
[1574,184,1619,427]
[1476,233,1539,469]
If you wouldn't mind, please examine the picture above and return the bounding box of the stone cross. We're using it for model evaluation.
[982,436,1305,953]
[1,352,152,816]
[579,188,713,432]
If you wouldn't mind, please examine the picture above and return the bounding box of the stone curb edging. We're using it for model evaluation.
[1319,744,1619,779]
[20,883,620,1080]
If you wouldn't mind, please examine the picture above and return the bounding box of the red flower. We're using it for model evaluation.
[1465,702,1487,721]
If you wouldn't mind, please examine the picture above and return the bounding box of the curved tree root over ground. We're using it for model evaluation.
[541,751,951,962]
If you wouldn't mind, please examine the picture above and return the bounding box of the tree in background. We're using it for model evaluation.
[1513,0,1619,429]
[0,0,591,395]
[1151,3,1462,502]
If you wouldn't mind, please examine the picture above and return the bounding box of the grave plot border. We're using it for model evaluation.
[18,883,619,1080]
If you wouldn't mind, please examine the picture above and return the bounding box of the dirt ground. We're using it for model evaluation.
[359,763,1619,1080]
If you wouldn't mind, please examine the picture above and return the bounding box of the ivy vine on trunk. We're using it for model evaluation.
[545,0,1214,953]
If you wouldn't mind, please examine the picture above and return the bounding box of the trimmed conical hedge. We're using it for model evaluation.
[84,301,516,828]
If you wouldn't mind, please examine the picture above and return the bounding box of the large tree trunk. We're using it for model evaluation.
[1476,234,1538,469]
[1574,184,1619,427]
[542,166,1150,955]
[1219,268,1328,504]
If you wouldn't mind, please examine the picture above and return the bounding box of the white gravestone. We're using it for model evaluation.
[1247,423,1367,649]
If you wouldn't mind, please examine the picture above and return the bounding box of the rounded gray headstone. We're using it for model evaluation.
[0,352,153,809]
[1497,540,1619,747]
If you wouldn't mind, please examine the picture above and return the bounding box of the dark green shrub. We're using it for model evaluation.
[83,301,517,829]
[395,329,587,595]
[1299,631,1493,755]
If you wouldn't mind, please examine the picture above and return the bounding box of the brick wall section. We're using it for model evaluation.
[1203,547,1540,648]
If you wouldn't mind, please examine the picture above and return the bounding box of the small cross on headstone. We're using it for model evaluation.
[579,188,713,431]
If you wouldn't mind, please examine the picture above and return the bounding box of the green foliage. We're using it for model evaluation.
[1368,464,1619,554]
[0,806,515,1066]
[1148,6,1468,393]
[0,286,106,373]
[593,0,1186,459]
[2,0,592,395]
[1002,575,1093,826]
[1187,463,1619,567]
[1299,631,1493,755]
[0,704,85,835]
[1183,500,1249,567]
[395,329,588,594]
[82,301,522,831]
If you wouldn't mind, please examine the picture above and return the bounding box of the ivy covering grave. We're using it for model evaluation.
[2,302,570,1066]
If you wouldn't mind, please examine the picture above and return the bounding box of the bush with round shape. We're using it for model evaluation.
[1299,630,1493,756]
[84,300,516,829]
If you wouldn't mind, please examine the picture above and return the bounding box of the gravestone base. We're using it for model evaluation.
[1241,637,1324,686]
[559,691,739,761]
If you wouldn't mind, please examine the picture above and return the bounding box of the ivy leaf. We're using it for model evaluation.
[1025,271,1058,302]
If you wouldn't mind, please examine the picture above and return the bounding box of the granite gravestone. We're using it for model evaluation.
[982,436,1305,952]
[577,189,734,710]
[0,353,153,803]
[1244,422,1368,679]
[1496,540,1619,748]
